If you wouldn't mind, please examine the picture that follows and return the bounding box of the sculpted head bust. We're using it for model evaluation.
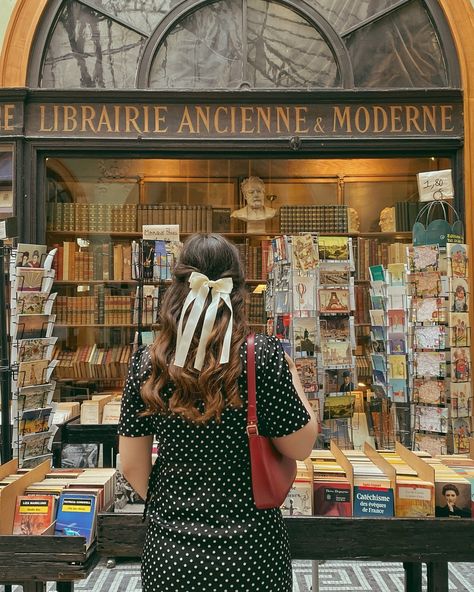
[231,176,277,221]
[379,206,396,232]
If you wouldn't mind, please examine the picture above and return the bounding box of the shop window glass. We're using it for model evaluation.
[311,0,402,34]
[86,0,174,35]
[344,0,447,88]
[41,2,146,88]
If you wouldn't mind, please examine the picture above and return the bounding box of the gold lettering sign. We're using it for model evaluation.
[26,101,462,139]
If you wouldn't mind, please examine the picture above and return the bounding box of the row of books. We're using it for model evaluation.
[353,238,408,280]
[283,443,474,518]
[54,294,135,326]
[53,241,133,282]
[52,345,133,380]
[47,202,235,233]
[246,292,266,325]
[1,462,115,546]
[279,205,348,233]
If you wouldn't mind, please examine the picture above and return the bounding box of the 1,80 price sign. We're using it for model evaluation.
[417,169,454,202]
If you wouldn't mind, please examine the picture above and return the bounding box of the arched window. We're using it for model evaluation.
[30,0,459,90]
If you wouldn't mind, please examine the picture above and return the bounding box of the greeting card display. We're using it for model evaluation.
[9,245,58,467]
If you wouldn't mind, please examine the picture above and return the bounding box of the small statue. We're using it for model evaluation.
[347,207,360,233]
[379,206,396,232]
[231,176,277,233]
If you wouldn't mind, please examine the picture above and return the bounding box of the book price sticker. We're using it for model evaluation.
[417,169,454,202]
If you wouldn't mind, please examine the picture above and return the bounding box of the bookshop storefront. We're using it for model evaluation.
[0,0,473,451]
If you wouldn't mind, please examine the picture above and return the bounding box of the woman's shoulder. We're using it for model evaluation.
[130,345,153,381]
[247,333,284,362]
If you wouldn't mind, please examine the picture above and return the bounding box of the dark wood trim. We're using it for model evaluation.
[13,88,463,102]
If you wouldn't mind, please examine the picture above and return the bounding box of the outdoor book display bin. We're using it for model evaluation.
[97,512,474,592]
[0,459,97,592]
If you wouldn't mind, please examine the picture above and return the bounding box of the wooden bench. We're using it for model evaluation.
[98,512,474,592]
[0,536,97,592]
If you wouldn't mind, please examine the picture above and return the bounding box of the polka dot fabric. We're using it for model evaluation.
[118,334,311,592]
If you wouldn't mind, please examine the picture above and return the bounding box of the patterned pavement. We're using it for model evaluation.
[9,559,474,591]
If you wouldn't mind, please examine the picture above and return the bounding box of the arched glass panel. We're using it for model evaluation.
[150,0,244,89]
[41,2,146,88]
[247,0,339,88]
[311,0,403,34]
[344,0,447,88]
[87,0,176,36]
[150,0,339,89]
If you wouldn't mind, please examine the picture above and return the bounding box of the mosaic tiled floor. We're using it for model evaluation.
[8,559,474,591]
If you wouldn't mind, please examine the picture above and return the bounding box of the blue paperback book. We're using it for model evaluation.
[54,492,97,546]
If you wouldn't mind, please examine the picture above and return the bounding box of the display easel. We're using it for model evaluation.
[0,217,17,464]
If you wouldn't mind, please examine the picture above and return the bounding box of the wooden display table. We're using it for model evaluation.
[0,536,97,592]
[98,512,474,592]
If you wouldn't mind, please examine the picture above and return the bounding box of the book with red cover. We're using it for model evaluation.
[313,481,352,517]
[12,494,56,535]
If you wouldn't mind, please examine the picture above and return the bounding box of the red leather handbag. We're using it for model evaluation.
[246,333,297,510]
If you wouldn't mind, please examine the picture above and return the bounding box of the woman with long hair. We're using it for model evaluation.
[118,233,318,592]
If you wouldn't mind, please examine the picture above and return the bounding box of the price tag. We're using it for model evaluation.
[417,169,454,202]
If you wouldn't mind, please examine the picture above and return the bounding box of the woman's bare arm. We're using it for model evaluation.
[119,435,154,500]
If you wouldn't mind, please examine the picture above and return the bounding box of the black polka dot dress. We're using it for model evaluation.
[118,334,311,592]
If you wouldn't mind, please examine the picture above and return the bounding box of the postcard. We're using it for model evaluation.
[449,278,469,312]
[320,316,350,342]
[323,394,355,420]
[295,358,318,393]
[293,275,316,312]
[293,317,317,357]
[12,337,57,364]
[409,272,441,297]
[413,432,447,456]
[371,325,386,342]
[411,297,447,324]
[389,379,408,403]
[371,353,387,373]
[13,292,56,315]
[275,290,291,314]
[413,379,446,405]
[415,405,449,433]
[321,341,353,368]
[16,383,55,414]
[19,407,53,436]
[407,245,439,273]
[370,295,385,310]
[388,354,407,380]
[19,430,55,461]
[449,312,470,347]
[386,263,407,286]
[12,314,56,341]
[369,265,385,282]
[451,347,471,382]
[450,382,472,418]
[414,351,446,378]
[13,268,54,293]
[369,309,386,326]
[319,263,351,286]
[386,286,407,310]
[15,243,47,268]
[413,325,446,350]
[447,243,469,278]
[17,359,50,388]
[452,417,471,453]
[275,314,291,341]
[387,309,405,332]
[388,333,406,354]
[292,234,318,270]
[318,236,349,262]
[274,263,291,292]
[318,288,350,314]
[271,236,290,263]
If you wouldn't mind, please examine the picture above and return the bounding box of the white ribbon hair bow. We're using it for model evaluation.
[174,271,234,371]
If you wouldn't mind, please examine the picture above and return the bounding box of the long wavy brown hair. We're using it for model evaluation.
[141,234,249,424]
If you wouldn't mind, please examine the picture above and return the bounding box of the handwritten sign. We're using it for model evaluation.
[142,225,180,241]
[417,169,454,202]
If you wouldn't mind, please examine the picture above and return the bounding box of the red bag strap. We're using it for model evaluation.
[246,333,258,435]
